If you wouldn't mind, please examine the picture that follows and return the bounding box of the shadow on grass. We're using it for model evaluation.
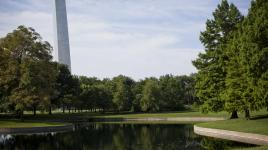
[250,114,268,120]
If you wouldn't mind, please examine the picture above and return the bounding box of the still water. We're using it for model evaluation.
[0,123,254,150]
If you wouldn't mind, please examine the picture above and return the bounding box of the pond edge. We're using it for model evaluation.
[194,125,268,145]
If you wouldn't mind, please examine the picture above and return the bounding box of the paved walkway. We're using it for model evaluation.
[194,125,268,145]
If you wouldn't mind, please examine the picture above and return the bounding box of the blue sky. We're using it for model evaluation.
[0,0,251,80]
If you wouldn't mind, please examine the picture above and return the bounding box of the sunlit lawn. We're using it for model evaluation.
[197,109,268,135]
[198,117,268,135]
[93,111,228,118]
[88,109,267,119]
[0,120,65,128]
[1,109,267,122]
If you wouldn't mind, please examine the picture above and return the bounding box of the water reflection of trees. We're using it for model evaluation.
[1,123,250,150]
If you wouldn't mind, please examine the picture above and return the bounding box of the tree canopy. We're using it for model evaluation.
[0,26,55,116]
[193,0,268,118]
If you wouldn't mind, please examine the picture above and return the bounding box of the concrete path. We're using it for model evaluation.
[194,125,268,145]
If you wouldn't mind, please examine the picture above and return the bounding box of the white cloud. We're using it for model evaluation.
[0,11,53,44]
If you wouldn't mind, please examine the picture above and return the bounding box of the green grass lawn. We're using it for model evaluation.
[196,110,268,150]
[88,109,268,119]
[89,110,229,118]
[0,120,66,128]
[197,118,268,135]
[2,109,267,120]
[1,109,267,126]
[1,110,230,121]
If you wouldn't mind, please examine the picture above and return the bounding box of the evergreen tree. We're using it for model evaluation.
[246,0,268,117]
[225,0,268,118]
[192,0,243,118]
[223,26,246,118]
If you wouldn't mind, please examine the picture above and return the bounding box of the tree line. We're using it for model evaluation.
[78,74,196,113]
[0,26,196,116]
[193,0,268,119]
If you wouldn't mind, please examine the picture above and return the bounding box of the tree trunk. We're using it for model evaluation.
[33,106,36,116]
[245,109,250,119]
[187,91,190,105]
[230,110,238,119]
[63,106,65,113]
[49,106,52,115]
[20,110,24,121]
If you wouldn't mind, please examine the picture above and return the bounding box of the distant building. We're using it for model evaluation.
[53,0,71,71]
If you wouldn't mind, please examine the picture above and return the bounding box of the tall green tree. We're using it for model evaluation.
[224,0,268,118]
[131,80,145,112]
[245,0,268,117]
[112,75,135,111]
[17,59,56,115]
[140,79,161,112]
[222,28,245,118]
[179,75,197,106]
[158,75,184,110]
[0,26,54,117]
[192,0,243,118]
[0,46,12,112]
[54,64,80,113]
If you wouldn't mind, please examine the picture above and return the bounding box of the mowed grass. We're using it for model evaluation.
[1,109,267,122]
[197,117,268,135]
[2,110,265,120]
[90,109,268,119]
[197,110,268,150]
[90,111,229,118]
[1,110,229,120]
[0,120,66,128]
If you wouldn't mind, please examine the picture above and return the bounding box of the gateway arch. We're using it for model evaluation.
[53,0,71,71]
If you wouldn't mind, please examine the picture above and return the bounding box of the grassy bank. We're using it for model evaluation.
[89,109,267,119]
[1,110,229,121]
[1,109,267,126]
[197,118,268,135]
[196,111,268,150]
[0,120,66,128]
[92,111,228,118]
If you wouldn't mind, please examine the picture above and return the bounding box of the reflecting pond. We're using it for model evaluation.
[0,123,255,150]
